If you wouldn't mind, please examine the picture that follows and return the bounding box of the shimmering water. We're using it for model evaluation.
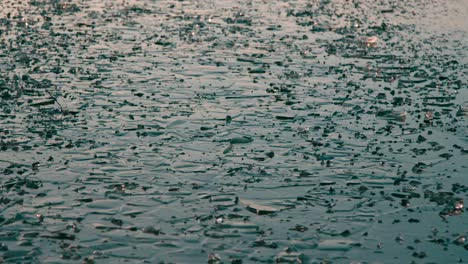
[0,0,467,263]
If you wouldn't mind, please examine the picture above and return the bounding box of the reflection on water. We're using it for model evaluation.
[0,0,467,263]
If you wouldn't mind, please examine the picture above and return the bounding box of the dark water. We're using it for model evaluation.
[0,0,467,263]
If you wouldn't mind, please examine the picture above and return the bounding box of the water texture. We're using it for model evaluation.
[0,0,467,263]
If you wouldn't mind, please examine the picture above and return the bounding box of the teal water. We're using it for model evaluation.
[0,0,467,263]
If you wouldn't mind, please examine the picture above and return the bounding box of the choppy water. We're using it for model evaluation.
[0,0,467,263]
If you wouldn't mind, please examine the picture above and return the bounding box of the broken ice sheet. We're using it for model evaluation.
[241,200,279,215]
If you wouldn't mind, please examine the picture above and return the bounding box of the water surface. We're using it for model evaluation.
[0,0,467,263]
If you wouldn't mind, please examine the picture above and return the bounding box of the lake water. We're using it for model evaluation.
[0,0,467,263]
